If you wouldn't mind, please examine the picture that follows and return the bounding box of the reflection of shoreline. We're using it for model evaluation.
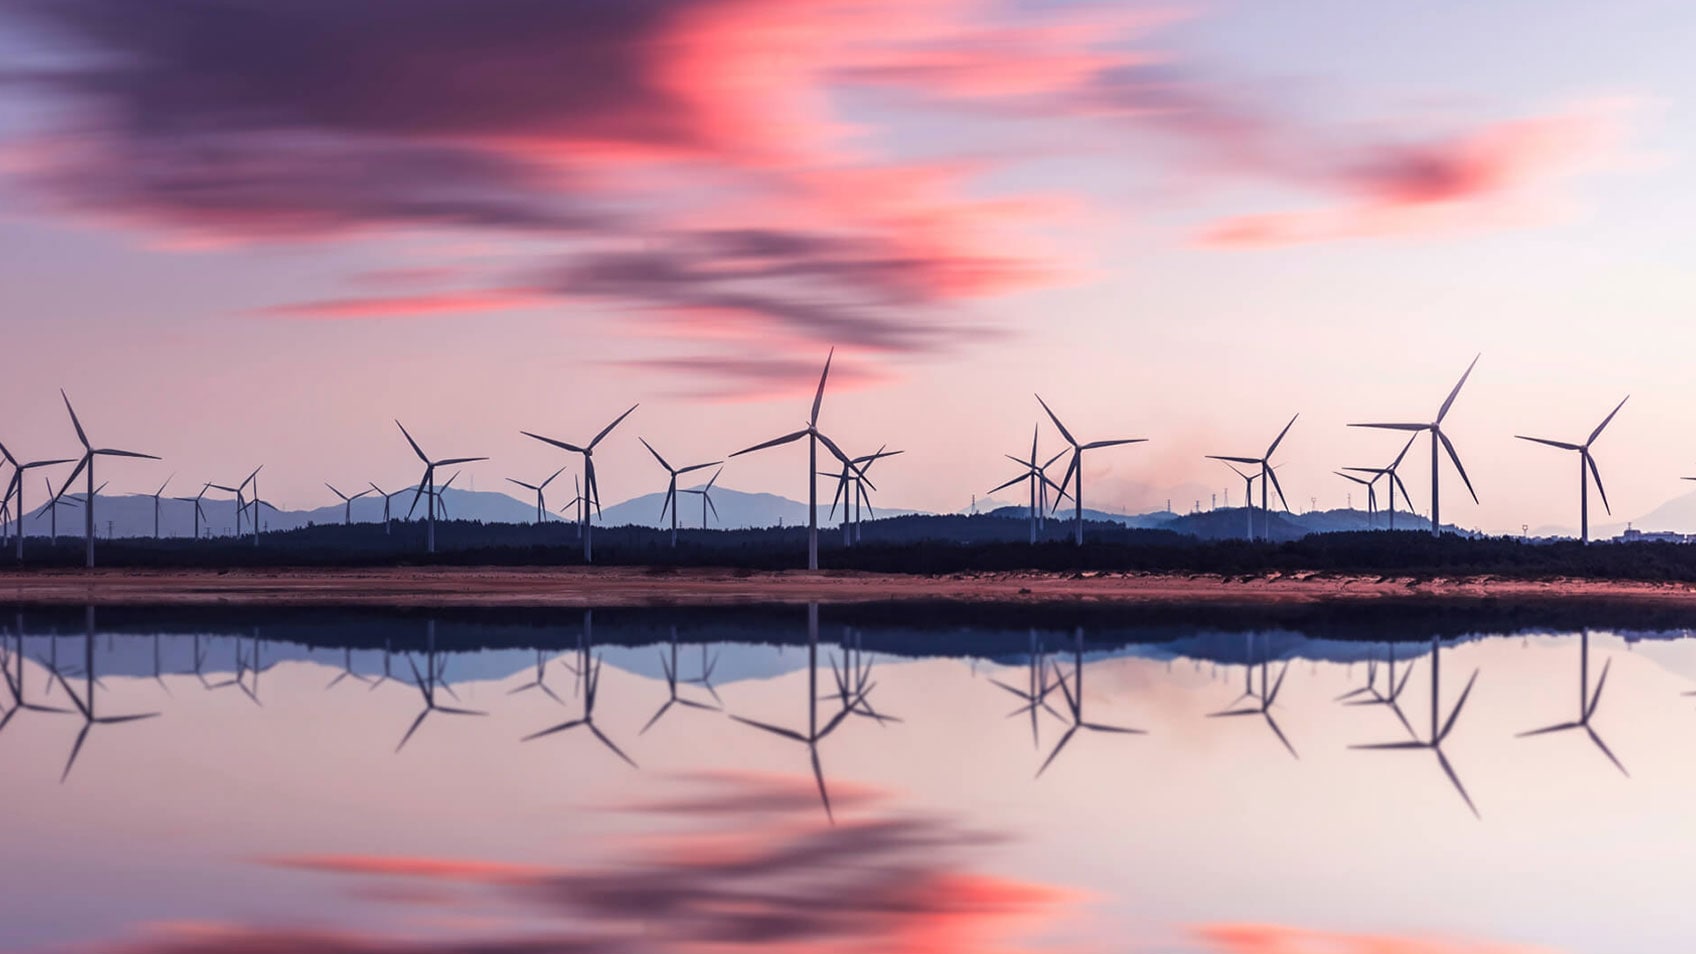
[8,566,1696,610]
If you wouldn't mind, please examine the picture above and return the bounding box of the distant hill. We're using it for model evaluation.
[600,487,922,531]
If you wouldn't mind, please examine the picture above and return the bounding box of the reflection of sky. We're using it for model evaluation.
[5,625,1696,951]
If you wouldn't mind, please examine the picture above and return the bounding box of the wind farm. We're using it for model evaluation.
[7,4,1696,951]
[7,350,1696,596]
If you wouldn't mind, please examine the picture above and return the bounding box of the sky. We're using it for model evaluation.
[1,0,1693,534]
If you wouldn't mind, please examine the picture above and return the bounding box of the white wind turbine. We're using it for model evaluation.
[396,422,486,554]
[988,426,1070,544]
[505,466,567,525]
[0,442,72,560]
[523,405,638,563]
[681,468,723,529]
[731,350,865,570]
[1036,395,1145,547]
[325,483,373,526]
[640,439,721,547]
[1207,414,1297,542]
[56,391,159,568]
[1516,396,1627,545]
[1351,355,1481,537]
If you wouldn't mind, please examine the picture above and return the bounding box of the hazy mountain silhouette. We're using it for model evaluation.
[600,487,921,531]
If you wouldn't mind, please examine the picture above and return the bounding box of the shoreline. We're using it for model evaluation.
[6,566,1696,609]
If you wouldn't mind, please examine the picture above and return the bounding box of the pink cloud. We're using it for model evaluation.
[1197,105,1628,247]
[1194,923,1564,954]
[252,289,547,320]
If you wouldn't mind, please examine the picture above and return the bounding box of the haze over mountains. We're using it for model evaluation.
[15,481,1696,543]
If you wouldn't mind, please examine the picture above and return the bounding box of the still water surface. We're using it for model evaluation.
[3,604,1695,953]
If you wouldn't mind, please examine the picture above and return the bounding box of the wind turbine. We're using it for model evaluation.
[560,475,586,538]
[505,466,567,525]
[368,482,409,535]
[396,422,486,554]
[827,446,901,546]
[1334,471,1379,526]
[1352,637,1481,818]
[1341,433,1418,531]
[988,428,1070,544]
[0,443,72,560]
[325,483,373,526]
[1218,462,1262,541]
[1515,396,1628,545]
[147,474,174,539]
[731,350,865,570]
[1207,414,1296,542]
[1517,631,1625,776]
[35,476,79,543]
[640,439,721,547]
[1036,395,1145,546]
[56,391,160,568]
[1351,355,1481,537]
[680,468,722,529]
[523,405,638,563]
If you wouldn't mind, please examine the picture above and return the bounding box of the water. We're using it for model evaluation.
[2,603,1694,953]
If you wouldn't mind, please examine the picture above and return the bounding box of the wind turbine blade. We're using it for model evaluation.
[1587,395,1629,446]
[434,457,486,467]
[1392,472,1414,508]
[705,468,720,491]
[1266,466,1289,511]
[639,437,672,472]
[506,478,537,490]
[1208,455,1262,465]
[705,495,719,520]
[1391,433,1419,467]
[1055,453,1079,511]
[56,456,89,500]
[1082,438,1146,450]
[1438,669,1480,742]
[395,421,429,463]
[1349,423,1429,432]
[676,460,722,475]
[1436,353,1480,424]
[987,473,1028,496]
[326,483,346,501]
[61,390,90,448]
[1335,472,1371,486]
[1586,451,1611,515]
[590,404,640,450]
[1265,413,1299,456]
[1034,394,1076,447]
[731,430,808,457]
[521,431,586,454]
[540,466,567,489]
[1437,430,1479,504]
[1516,436,1580,451]
[95,449,159,460]
[813,431,855,469]
[811,348,834,427]
[407,472,429,518]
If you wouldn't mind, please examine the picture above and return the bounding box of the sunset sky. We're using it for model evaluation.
[1,1,1691,533]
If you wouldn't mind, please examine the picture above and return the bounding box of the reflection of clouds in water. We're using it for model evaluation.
[67,772,1076,954]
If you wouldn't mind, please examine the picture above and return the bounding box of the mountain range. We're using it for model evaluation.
[12,480,1696,543]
